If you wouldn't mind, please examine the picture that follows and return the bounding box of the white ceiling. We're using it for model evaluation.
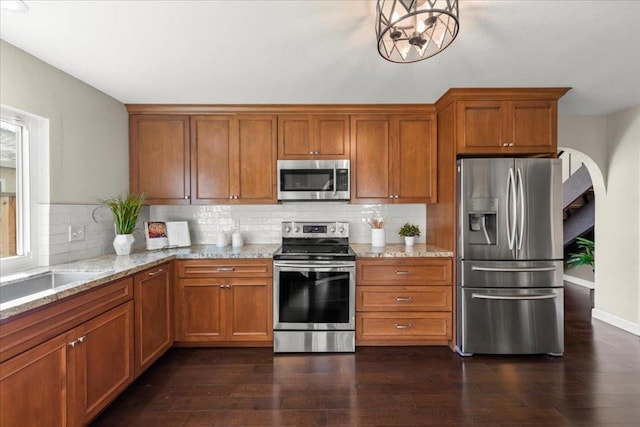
[1,0,639,115]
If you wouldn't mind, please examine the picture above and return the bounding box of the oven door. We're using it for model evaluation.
[273,260,355,330]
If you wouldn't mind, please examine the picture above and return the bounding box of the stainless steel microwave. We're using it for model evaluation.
[277,160,350,201]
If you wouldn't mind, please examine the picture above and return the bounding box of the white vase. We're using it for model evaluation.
[113,234,135,255]
[371,228,385,247]
[404,236,415,246]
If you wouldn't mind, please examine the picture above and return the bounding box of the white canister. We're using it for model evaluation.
[216,232,228,248]
[371,228,386,247]
[232,232,243,247]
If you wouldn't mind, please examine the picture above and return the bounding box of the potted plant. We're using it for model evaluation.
[398,223,420,246]
[102,193,145,255]
[567,237,595,271]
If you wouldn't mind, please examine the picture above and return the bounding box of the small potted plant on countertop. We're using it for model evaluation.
[398,223,420,246]
[102,193,145,255]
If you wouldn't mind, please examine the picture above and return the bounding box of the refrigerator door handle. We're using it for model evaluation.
[506,167,517,251]
[472,293,557,301]
[516,167,525,251]
[471,266,557,272]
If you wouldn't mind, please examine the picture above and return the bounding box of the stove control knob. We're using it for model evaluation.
[294,226,300,232]
[284,226,291,233]
[329,226,336,233]
[338,226,345,234]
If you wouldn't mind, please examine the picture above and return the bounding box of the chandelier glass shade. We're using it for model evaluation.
[376,0,459,63]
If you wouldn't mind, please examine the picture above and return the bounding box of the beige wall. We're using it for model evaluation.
[0,167,16,193]
[0,40,128,203]
[559,106,640,332]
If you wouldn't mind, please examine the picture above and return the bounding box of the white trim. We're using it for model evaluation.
[592,308,640,336]
[563,274,595,289]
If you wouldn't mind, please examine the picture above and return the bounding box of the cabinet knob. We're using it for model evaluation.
[509,143,514,147]
[220,284,225,288]
[315,151,319,155]
[502,143,508,147]
[77,335,86,343]
[389,195,394,199]
[69,339,78,348]
[225,284,231,289]
[309,151,314,155]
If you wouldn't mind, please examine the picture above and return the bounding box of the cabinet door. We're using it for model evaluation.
[72,301,134,426]
[0,333,69,427]
[278,115,312,159]
[350,115,393,203]
[313,115,350,159]
[236,115,277,203]
[226,278,273,342]
[395,114,437,203]
[133,264,173,377]
[130,115,190,204]
[190,115,236,203]
[455,101,507,154]
[509,100,557,154]
[175,279,225,342]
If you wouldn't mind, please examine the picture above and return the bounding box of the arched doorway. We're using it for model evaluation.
[558,147,606,313]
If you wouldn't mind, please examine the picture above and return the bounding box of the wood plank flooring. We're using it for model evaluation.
[92,283,640,426]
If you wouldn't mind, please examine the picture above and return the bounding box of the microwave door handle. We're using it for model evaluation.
[333,163,337,196]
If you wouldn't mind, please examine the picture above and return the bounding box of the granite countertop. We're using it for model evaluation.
[1,243,453,321]
[0,244,279,320]
[351,243,454,258]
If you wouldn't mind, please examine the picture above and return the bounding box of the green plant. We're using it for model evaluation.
[102,193,145,235]
[398,223,421,237]
[567,237,595,270]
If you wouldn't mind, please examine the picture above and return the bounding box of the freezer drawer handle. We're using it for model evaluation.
[472,293,557,301]
[471,266,557,272]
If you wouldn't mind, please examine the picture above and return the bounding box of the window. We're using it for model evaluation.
[0,106,43,274]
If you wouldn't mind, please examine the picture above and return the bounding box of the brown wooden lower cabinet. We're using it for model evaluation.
[356,257,453,346]
[175,260,273,346]
[0,300,134,427]
[133,263,173,376]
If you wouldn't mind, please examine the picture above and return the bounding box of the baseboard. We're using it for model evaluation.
[592,308,640,336]
[563,274,595,289]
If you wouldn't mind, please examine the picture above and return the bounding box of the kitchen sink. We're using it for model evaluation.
[0,271,103,304]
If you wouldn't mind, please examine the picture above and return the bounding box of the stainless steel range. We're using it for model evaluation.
[273,221,356,353]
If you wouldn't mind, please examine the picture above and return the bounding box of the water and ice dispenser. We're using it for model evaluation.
[466,198,497,245]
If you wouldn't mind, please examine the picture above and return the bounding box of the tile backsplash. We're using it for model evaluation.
[33,203,425,267]
[38,204,149,266]
[150,203,426,245]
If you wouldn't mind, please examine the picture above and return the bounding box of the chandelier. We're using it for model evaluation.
[376,0,459,63]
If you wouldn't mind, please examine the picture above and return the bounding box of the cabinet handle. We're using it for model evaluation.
[509,143,514,147]
[184,195,190,199]
[315,151,319,155]
[395,296,414,302]
[502,143,508,147]
[389,195,394,199]
[219,284,225,288]
[217,267,235,272]
[225,284,231,289]
[309,151,314,155]
[77,335,86,344]
[148,268,164,277]
[395,324,413,329]
[395,270,411,275]
[69,339,78,348]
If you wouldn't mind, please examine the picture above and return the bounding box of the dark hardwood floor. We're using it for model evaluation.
[92,283,640,426]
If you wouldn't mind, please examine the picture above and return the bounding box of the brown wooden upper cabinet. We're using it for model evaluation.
[278,114,350,159]
[350,114,437,204]
[190,115,277,204]
[436,88,570,155]
[131,114,277,205]
[130,115,191,204]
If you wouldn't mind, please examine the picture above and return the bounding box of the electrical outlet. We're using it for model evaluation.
[69,225,85,242]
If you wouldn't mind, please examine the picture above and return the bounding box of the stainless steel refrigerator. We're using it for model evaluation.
[456,158,564,356]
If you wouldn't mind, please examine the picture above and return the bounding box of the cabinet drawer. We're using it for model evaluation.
[356,312,452,343]
[357,286,451,312]
[177,260,273,278]
[357,259,452,285]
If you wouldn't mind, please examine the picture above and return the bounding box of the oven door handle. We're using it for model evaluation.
[274,262,355,269]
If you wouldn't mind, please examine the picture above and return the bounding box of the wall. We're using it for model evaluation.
[0,167,16,192]
[151,204,426,245]
[559,107,640,334]
[0,40,129,204]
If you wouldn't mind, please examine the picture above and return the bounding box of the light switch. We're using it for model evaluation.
[69,225,85,242]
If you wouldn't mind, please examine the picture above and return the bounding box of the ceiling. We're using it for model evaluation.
[1,0,639,116]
